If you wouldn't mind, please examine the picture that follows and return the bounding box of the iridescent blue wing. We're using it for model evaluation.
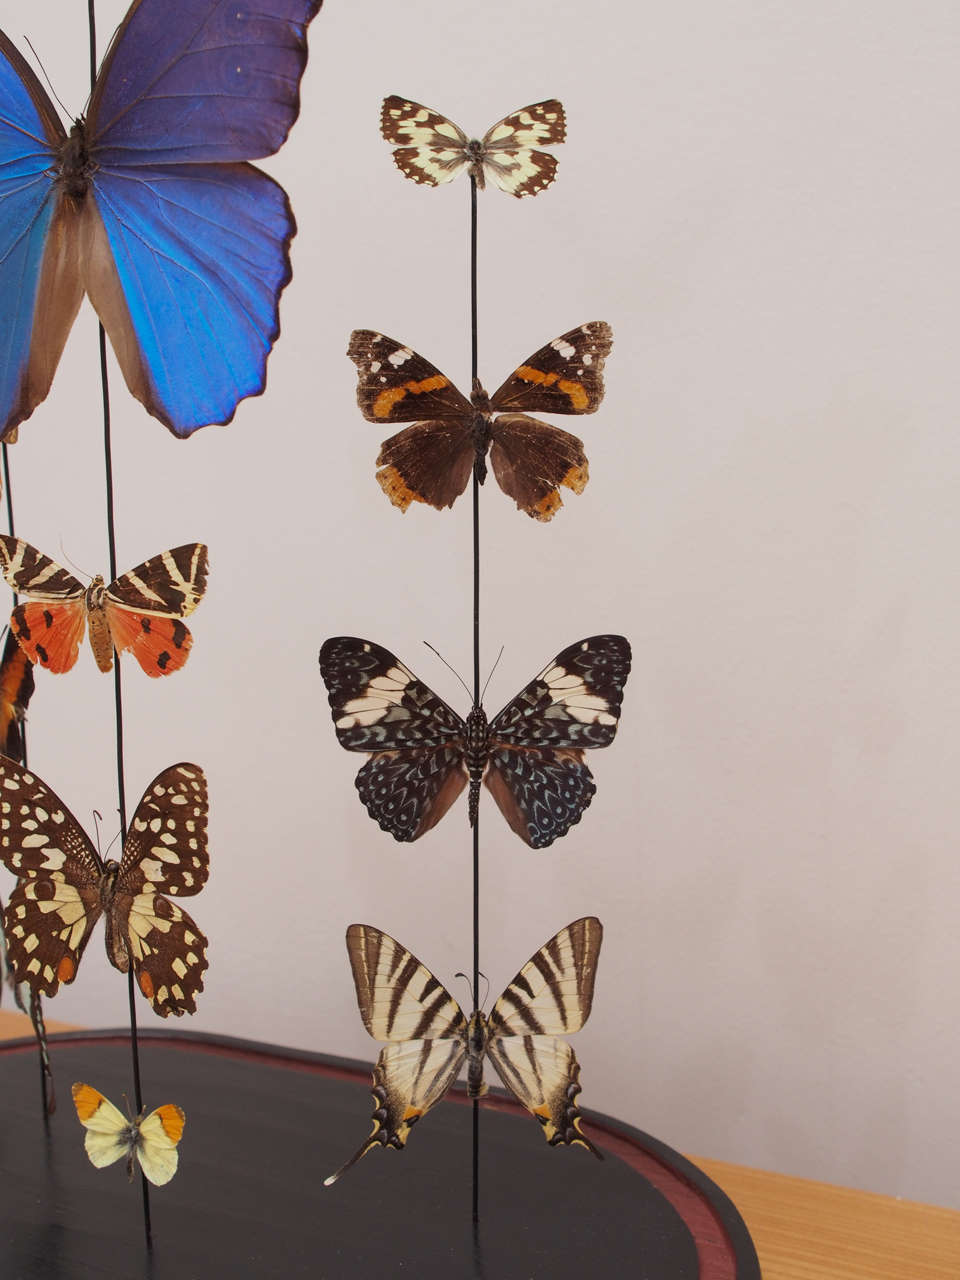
[79,0,322,436]
[88,0,322,165]
[85,163,295,434]
[0,34,84,439]
[484,635,632,847]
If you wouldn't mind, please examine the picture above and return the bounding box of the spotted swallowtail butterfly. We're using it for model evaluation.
[0,760,208,1016]
[325,916,603,1184]
[319,634,630,848]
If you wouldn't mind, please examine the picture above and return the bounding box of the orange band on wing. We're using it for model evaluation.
[372,375,450,418]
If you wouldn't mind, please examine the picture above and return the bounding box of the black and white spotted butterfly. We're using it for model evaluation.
[380,96,565,197]
[1,890,55,1112]
[318,634,631,848]
[325,916,603,1184]
[0,759,209,1016]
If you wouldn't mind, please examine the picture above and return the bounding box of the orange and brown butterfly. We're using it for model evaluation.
[0,759,209,1016]
[0,626,34,761]
[72,1083,185,1186]
[0,537,207,676]
[347,322,612,520]
[380,97,566,197]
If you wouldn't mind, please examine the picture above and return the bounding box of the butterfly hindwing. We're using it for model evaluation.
[376,421,476,512]
[486,1035,599,1155]
[355,748,467,842]
[488,413,588,521]
[490,322,613,416]
[0,627,34,760]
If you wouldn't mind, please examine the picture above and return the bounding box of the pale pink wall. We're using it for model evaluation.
[1,0,957,1207]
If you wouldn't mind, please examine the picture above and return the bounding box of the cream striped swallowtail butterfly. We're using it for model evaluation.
[318,634,631,848]
[325,916,603,1184]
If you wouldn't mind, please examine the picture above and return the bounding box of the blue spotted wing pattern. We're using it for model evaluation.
[318,635,631,848]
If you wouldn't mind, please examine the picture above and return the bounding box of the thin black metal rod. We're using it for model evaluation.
[88,0,150,1250]
[469,173,481,1227]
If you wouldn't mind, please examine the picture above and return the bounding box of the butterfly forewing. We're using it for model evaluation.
[488,917,602,1038]
[0,537,83,601]
[106,544,208,618]
[319,637,466,752]
[119,763,209,896]
[490,322,613,416]
[491,635,632,751]
[345,923,467,1042]
[348,330,471,424]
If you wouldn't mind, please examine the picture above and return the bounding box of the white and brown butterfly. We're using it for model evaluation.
[0,759,208,1016]
[347,322,612,520]
[326,917,603,1184]
[0,536,208,676]
[1,891,55,1113]
[319,634,631,848]
[72,1082,185,1186]
[380,96,565,197]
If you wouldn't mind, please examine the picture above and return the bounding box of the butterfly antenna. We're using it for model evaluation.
[454,970,488,1010]
[23,39,71,119]
[57,540,91,583]
[480,646,505,703]
[423,641,472,700]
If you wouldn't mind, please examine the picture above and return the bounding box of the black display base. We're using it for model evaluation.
[0,1031,759,1279]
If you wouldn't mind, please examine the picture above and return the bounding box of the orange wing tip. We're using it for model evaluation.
[376,466,421,512]
[562,462,589,494]
[532,491,563,521]
[156,1104,186,1144]
[71,1082,105,1121]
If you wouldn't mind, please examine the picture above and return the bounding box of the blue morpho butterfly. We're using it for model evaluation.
[0,0,322,439]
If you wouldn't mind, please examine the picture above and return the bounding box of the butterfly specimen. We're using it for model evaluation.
[319,634,631,848]
[0,537,208,676]
[0,759,209,1016]
[347,321,612,520]
[72,1083,185,1186]
[325,917,603,1184]
[0,897,55,1113]
[380,96,565,197]
[0,0,322,439]
[0,627,34,760]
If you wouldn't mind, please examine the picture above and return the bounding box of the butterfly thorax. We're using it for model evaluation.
[465,705,490,827]
[99,859,129,971]
[57,122,96,201]
[466,1010,489,1098]
[464,139,487,190]
[468,381,494,484]
[84,576,114,673]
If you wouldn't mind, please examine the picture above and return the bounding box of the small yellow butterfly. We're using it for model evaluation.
[71,1082,185,1187]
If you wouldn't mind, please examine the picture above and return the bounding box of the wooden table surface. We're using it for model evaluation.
[3,1011,959,1279]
